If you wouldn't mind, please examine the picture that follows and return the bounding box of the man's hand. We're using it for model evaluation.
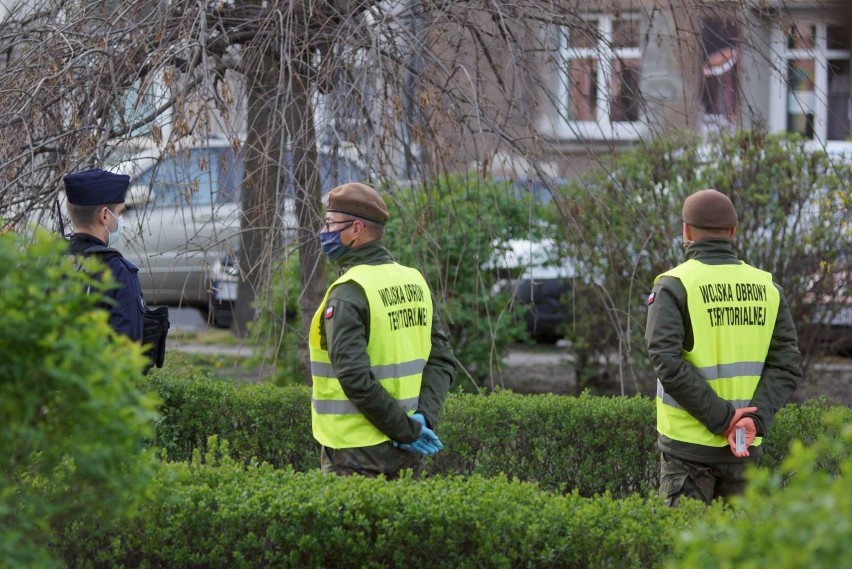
[725,406,757,436]
[395,413,444,456]
[409,413,428,430]
[727,416,757,457]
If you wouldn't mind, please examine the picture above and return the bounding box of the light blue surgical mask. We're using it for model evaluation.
[105,208,124,248]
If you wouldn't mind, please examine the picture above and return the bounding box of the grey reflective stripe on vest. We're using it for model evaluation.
[694,361,765,381]
[310,358,427,380]
[656,380,755,411]
[312,396,420,415]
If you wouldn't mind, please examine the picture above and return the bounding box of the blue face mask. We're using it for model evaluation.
[319,228,351,262]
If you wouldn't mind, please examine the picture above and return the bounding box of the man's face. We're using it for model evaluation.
[104,204,126,231]
[321,213,355,235]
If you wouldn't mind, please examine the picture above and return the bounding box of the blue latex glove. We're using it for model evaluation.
[395,413,444,456]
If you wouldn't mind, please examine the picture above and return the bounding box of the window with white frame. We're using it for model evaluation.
[700,19,740,134]
[555,14,645,140]
[770,20,851,143]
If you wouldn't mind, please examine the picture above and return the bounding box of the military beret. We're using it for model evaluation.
[682,189,738,229]
[63,168,130,206]
[326,182,389,225]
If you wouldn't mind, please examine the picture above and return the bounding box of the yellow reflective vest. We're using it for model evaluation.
[310,263,433,449]
[655,259,779,447]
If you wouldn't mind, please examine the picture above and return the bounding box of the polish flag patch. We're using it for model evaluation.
[325,305,335,319]
[646,292,656,306]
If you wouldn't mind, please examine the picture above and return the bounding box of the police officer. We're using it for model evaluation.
[310,182,457,478]
[645,189,802,506]
[65,168,144,342]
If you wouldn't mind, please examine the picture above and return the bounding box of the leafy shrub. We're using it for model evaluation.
[58,442,711,568]
[383,175,548,388]
[669,414,852,569]
[0,230,158,568]
[138,372,318,472]
[759,397,849,473]
[139,373,851,495]
[247,251,306,386]
[556,131,850,393]
[432,391,659,496]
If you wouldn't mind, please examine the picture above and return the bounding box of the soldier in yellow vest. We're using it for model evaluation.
[310,182,457,478]
[645,189,802,506]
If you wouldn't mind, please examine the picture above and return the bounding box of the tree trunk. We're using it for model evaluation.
[284,55,325,384]
[234,49,282,336]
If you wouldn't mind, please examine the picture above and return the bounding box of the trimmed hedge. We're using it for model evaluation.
[139,373,851,497]
[433,391,658,496]
[143,373,316,472]
[58,447,713,569]
[669,418,852,569]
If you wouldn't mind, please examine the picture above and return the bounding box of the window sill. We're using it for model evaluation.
[543,120,648,142]
[805,140,852,158]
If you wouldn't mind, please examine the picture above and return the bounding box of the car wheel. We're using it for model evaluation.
[209,300,235,329]
[531,331,561,345]
[829,331,852,357]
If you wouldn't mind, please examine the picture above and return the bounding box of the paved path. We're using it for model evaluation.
[164,306,852,404]
[169,341,249,357]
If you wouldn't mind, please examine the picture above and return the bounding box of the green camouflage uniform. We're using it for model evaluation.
[318,240,457,478]
[645,239,802,505]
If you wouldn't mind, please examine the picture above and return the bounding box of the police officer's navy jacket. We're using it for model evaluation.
[69,233,144,342]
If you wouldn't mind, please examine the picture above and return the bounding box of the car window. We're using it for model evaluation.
[495,177,564,205]
[218,148,243,204]
[135,148,221,207]
[132,146,365,207]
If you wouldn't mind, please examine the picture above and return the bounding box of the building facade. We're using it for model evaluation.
[417,0,851,181]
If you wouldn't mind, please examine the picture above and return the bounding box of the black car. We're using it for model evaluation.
[488,238,577,344]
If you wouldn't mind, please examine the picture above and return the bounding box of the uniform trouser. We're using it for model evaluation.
[321,441,422,479]
[659,452,752,507]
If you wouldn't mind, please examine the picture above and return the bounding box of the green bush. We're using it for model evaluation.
[669,415,852,569]
[247,251,306,386]
[0,230,158,568]
[139,373,851,496]
[139,372,317,472]
[58,443,712,568]
[432,391,659,496]
[759,397,849,472]
[383,175,549,388]
[556,131,850,392]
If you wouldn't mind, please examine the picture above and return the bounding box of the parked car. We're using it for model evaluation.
[487,238,577,344]
[110,137,366,328]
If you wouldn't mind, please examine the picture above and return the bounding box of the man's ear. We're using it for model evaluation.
[352,219,367,238]
[729,227,736,239]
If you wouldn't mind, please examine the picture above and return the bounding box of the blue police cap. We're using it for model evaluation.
[63,168,130,206]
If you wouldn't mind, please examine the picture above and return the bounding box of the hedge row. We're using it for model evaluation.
[57,446,712,569]
[139,373,852,497]
[669,418,852,569]
[145,372,317,472]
